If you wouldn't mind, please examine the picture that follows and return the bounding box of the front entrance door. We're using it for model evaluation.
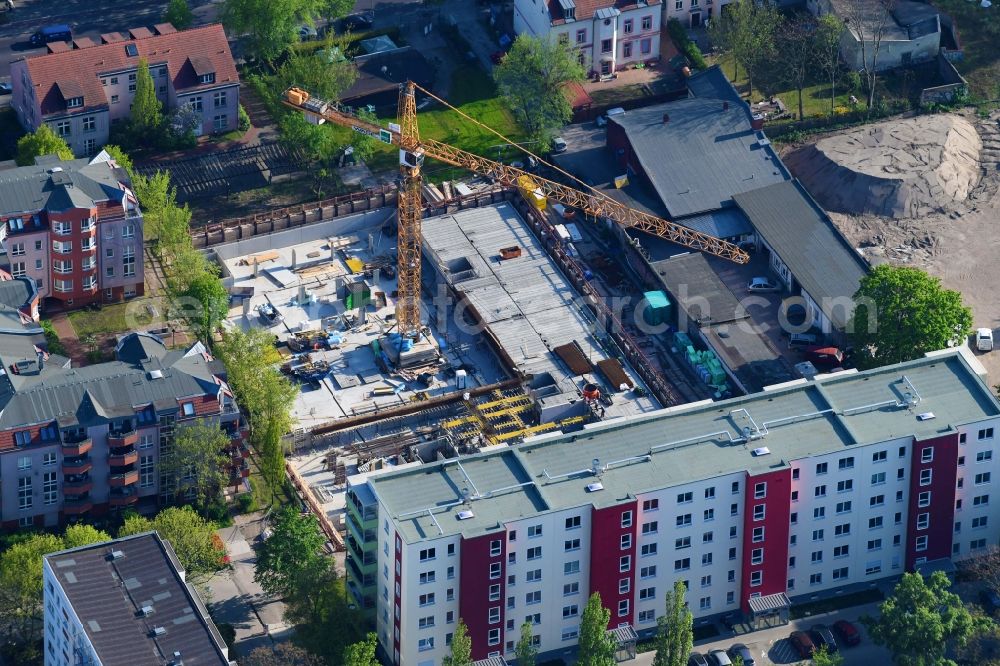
[690,12,701,27]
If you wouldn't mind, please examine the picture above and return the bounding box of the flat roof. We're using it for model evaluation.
[44,532,230,666]
[372,350,1000,541]
[734,181,869,330]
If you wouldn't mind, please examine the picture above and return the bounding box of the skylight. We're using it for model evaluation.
[125,43,138,57]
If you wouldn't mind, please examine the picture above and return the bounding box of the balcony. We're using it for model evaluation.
[63,479,93,496]
[107,430,138,447]
[61,438,92,457]
[109,490,139,507]
[108,447,138,467]
[63,499,92,515]
[109,470,139,487]
[62,457,92,475]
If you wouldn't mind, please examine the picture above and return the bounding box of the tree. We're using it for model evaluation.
[812,644,844,666]
[965,546,1000,602]
[15,124,73,166]
[653,580,693,666]
[343,632,379,666]
[244,643,324,666]
[494,33,586,144]
[814,14,846,116]
[777,16,814,121]
[708,0,781,99]
[849,265,972,369]
[103,144,135,175]
[160,422,231,507]
[319,0,352,22]
[444,619,473,666]
[516,620,538,666]
[579,592,616,666]
[120,506,226,578]
[182,270,229,343]
[839,0,895,112]
[861,571,990,665]
[62,525,112,549]
[221,0,320,65]
[163,0,195,30]
[273,42,357,103]
[131,59,163,139]
[254,507,326,598]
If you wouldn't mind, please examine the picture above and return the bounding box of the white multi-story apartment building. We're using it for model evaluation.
[514,0,662,76]
[42,531,234,666]
[662,0,728,29]
[350,348,1000,664]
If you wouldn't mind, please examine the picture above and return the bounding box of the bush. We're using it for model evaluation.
[666,18,707,70]
[843,70,862,94]
[198,496,233,527]
[40,320,67,357]
[238,105,251,132]
[237,491,256,513]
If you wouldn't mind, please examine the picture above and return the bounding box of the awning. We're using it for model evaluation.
[748,592,791,615]
[607,623,639,644]
[473,658,509,666]
[916,558,957,578]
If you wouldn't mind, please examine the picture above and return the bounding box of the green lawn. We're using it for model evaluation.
[68,299,159,338]
[931,0,1000,100]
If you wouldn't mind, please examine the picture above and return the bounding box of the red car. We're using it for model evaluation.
[789,631,816,658]
[833,619,861,646]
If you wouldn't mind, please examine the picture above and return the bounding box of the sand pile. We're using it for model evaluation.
[785,115,982,218]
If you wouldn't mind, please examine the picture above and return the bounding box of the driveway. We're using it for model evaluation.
[632,602,891,666]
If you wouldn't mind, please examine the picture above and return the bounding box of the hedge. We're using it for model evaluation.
[666,18,708,70]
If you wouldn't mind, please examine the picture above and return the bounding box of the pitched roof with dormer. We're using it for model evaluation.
[18,23,239,119]
[545,0,661,25]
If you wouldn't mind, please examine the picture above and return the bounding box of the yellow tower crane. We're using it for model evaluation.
[283,83,750,338]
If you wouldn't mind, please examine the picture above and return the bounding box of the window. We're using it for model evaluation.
[811,551,823,563]
[815,485,827,497]
[973,538,988,550]
[754,505,765,521]
[917,469,933,486]
[17,476,31,510]
[676,537,691,549]
[751,548,763,565]
[42,452,55,466]
[213,114,227,132]
[565,516,581,529]
[727,591,736,604]
[837,480,853,492]
[43,472,57,505]
[9,243,24,256]
[977,472,992,485]
[418,637,434,651]
[812,529,824,542]
[83,115,95,132]
[199,72,216,84]
[839,456,854,470]
[213,91,228,108]
[834,545,849,558]
[835,523,851,537]
[642,15,653,29]
[978,450,994,463]
[490,563,501,579]
[973,516,989,529]
[975,494,990,506]
[703,531,713,544]
[750,571,762,587]
[704,508,715,521]
[873,450,887,463]
[643,498,659,511]
[642,521,658,535]
[526,569,541,582]
[641,543,658,557]
[576,28,586,43]
[564,560,580,575]
[139,455,155,487]
[980,428,994,440]
[54,279,73,293]
[621,511,633,528]
[526,546,542,561]
[676,514,692,527]
[53,239,71,253]
[871,472,886,485]
[729,547,737,560]
[836,501,852,514]
[816,462,828,475]
[641,565,657,579]
[10,262,25,278]
[562,604,579,618]
[732,481,740,494]
[15,432,31,449]
[814,507,826,521]
[677,491,693,504]
[870,494,885,508]
[809,573,823,586]
[619,578,630,594]
[620,555,631,572]
[618,600,629,617]
[564,582,580,595]
[55,120,71,137]
[916,535,928,552]
[490,539,502,556]
[621,534,632,550]
[752,527,764,543]
[419,615,435,628]
[754,482,767,499]
[674,558,690,571]
[919,491,932,507]
[730,526,738,539]
[601,38,613,53]
[833,567,849,580]
[791,491,799,502]
[419,571,436,584]
[525,591,541,605]
[528,525,542,538]
[638,610,656,623]
[675,0,683,8]
[640,38,651,54]
[565,538,581,552]
[791,512,798,524]
[419,593,435,606]
[639,587,655,601]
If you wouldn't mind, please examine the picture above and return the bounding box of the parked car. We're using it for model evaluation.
[552,136,568,154]
[810,624,838,653]
[0,81,11,95]
[298,24,318,40]
[977,327,994,352]
[688,653,710,666]
[706,649,732,666]
[727,643,755,666]
[982,589,1000,615]
[788,332,819,349]
[746,276,780,293]
[804,346,845,370]
[789,630,816,658]
[29,24,72,46]
[337,13,373,32]
[832,619,861,646]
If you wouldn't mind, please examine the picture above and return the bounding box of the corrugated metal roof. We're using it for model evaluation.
[676,208,752,239]
[734,181,869,330]
[748,592,790,614]
[609,96,789,218]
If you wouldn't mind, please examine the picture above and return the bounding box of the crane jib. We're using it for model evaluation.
[352,125,394,145]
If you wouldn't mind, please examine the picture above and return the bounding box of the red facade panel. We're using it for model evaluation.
[740,467,792,614]
[460,532,506,660]
[905,433,959,570]
[589,500,638,627]
[392,533,402,665]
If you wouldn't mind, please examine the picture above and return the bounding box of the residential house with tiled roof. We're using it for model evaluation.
[0,323,245,530]
[10,23,240,157]
[0,151,143,308]
[514,0,662,77]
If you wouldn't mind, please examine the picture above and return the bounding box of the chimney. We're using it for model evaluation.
[662,113,670,124]
[36,350,44,371]
[723,101,729,111]
[750,113,765,131]
[291,248,297,268]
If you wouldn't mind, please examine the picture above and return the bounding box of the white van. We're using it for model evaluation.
[977,328,994,352]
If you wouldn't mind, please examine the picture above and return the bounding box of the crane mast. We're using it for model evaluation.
[281,83,749,339]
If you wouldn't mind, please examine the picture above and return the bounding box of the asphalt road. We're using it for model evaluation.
[0,0,219,80]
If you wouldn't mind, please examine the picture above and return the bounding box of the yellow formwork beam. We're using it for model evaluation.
[478,394,532,412]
